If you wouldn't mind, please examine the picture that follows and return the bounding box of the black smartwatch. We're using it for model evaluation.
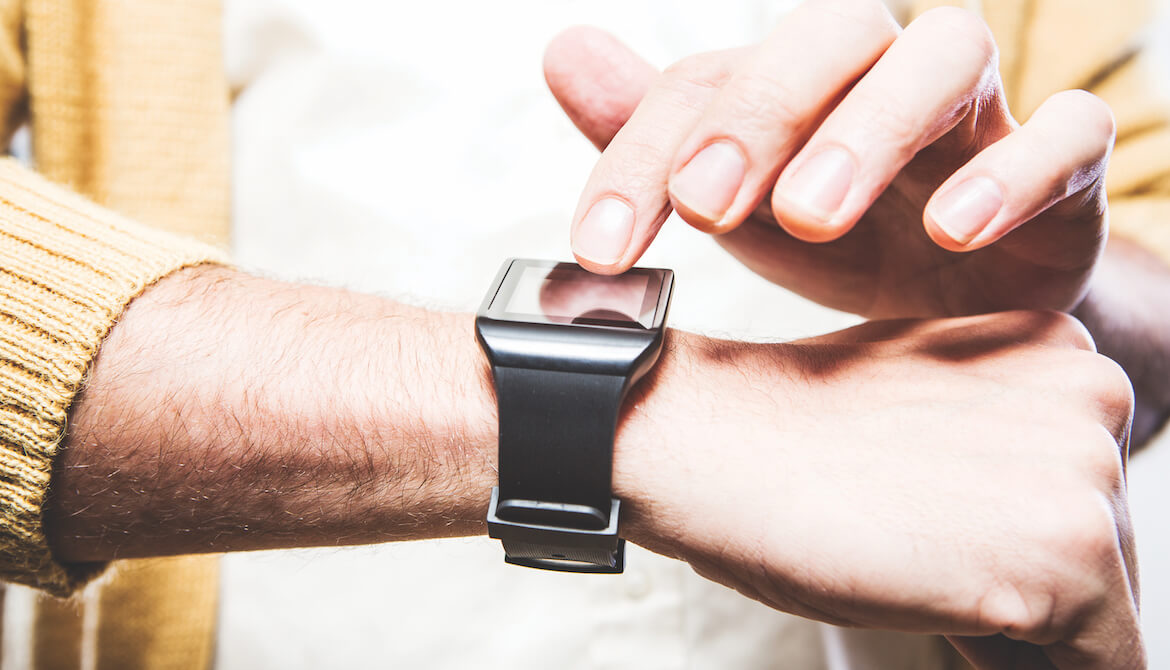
[475,258,674,573]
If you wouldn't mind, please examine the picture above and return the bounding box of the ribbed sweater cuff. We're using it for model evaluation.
[0,158,227,596]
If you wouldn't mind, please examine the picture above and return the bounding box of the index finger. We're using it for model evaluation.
[561,48,740,273]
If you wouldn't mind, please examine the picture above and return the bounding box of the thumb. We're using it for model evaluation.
[543,26,658,150]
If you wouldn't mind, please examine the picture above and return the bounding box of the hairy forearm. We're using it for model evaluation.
[1075,236,1170,446]
[45,266,507,561]
[44,265,694,563]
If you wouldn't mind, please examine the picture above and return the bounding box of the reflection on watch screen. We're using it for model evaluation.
[505,265,653,327]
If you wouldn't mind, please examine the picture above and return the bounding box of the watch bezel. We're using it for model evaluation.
[478,258,672,331]
[475,259,673,377]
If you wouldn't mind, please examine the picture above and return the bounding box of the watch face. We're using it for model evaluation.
[486,260,668,329]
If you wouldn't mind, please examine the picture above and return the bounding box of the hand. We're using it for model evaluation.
[614,311,1142,668]
[545,1,1115,318]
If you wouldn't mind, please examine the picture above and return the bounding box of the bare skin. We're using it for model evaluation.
[544,3,1170,443]
[47,266,1141,668]
[549,6,1111,316]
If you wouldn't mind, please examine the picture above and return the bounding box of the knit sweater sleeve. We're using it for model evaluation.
[0,158,226,596]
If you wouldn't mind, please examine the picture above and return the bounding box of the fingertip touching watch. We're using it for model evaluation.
[475,258,674,573]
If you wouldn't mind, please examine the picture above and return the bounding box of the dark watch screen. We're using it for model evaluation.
[488,260,666,329]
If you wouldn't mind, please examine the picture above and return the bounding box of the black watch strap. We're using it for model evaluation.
[486,365,628,573]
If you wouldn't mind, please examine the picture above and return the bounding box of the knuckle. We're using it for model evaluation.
[976,581,1052,641]
[1044,310,1094,349]
[851,92,924,155]
[602,146,669,190]
[911,7,997,65]
[1065,419,1128,490]
[1085,354,1136,439]
[1011,309,1095,351]
[994,493,1120,641]
[725,71,809,133]
[1094,426,1130,485]
[1047,494,1121,579]
[661,52,730,90]
[1023,90,1115,198]
[813,0,900,37]
[1046,89,1117,147]
[1063,352,1135,426]
[1090,354,1135,411]
[1049,310,1096,350]
[657,52,736,111]
[661,53,705,81]
[1050,356,1133,471]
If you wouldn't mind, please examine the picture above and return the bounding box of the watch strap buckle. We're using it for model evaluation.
[486,487,625,574]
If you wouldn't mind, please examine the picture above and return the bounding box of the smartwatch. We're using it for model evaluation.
[475,258,674,573]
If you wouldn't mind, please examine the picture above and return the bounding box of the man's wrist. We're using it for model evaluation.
[610,329,802,556]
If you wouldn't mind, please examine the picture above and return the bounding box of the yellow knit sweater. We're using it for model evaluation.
[0,1,1166,669]
[0,0,229,589]
[0,1,228,667]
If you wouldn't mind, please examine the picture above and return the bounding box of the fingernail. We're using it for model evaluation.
[669,141,745,222]
[929,176,1004,245]
[572,197,635,265]
[776,147,855,221]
